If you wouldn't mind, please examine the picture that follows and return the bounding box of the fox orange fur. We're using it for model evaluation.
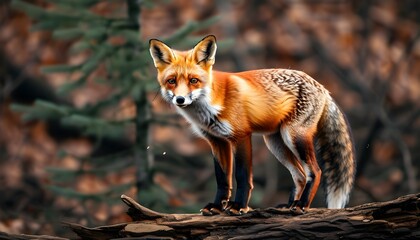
[149,35,356,215]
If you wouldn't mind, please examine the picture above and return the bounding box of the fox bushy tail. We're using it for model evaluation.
[316,98,356,209]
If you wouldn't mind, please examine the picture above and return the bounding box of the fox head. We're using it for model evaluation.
[149,35,217,107]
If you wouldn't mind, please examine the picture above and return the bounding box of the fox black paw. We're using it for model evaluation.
[290,206,305,215]
[200,203,224,216]
[289,200,306,215]
[225,202,251,215]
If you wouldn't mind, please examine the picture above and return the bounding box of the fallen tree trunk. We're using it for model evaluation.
[66,193,419,240]
[1,193,418,239]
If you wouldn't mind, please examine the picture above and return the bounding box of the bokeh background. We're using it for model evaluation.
[0,0,419,237]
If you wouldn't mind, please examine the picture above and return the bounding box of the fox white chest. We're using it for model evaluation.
[176,99,233,138]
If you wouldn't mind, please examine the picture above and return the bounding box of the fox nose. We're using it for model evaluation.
[175,96,185,104]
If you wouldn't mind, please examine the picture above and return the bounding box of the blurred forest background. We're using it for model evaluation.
[0,0,419,237]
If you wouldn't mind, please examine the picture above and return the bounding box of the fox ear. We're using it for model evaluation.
[192,35,217,66]
[149,39,175,68]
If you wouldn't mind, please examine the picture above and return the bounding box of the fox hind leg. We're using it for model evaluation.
[263,132,307,214]
[281,127,322,212]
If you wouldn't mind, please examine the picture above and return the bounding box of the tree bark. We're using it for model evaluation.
[1,193,418,240]
[66,193,419,240]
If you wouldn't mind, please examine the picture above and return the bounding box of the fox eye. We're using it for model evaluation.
[167,78,176,84]
[190,78,199,84]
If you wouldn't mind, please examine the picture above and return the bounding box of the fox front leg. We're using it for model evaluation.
[227,135,254,215]
[201,135,233,216]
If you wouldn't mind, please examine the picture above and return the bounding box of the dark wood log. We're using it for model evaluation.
[70,193,419,240]
[1,193,418,240]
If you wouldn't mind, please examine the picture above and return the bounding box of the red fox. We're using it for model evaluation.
[149,35,356,215]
